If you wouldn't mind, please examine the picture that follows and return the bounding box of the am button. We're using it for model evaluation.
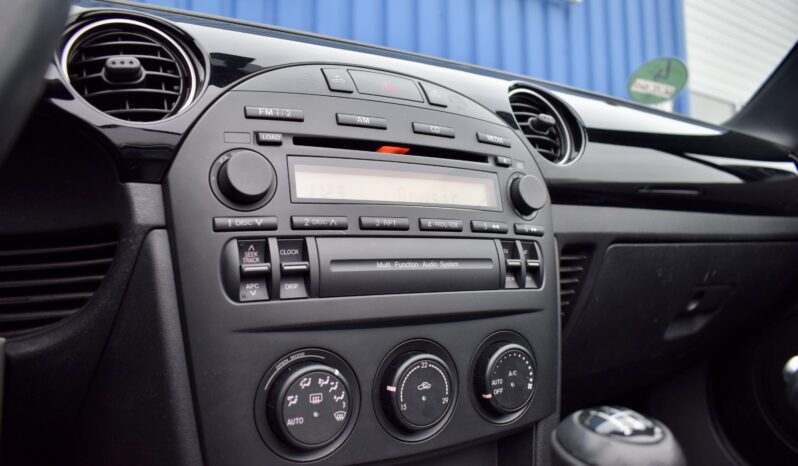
[336,113,387,129]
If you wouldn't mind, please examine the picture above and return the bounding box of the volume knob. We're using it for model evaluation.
[217,149,274,205]
[509,175,547,216]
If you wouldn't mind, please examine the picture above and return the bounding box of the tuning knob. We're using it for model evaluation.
[509,174,547,216]
[217,149,274,205]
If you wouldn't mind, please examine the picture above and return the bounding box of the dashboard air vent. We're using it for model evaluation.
[62,18,198,122]
[559,246,591,323]
[0,232,117,338]
[509,87,584,165]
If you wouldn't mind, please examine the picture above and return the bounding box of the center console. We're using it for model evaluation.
[165,64,559,465]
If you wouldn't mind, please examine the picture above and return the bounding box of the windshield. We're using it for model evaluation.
[140,0,798,125]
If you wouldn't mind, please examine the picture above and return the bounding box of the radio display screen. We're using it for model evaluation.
[290,157,501,210]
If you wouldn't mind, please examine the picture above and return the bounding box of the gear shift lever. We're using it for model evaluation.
[552,406,686,466]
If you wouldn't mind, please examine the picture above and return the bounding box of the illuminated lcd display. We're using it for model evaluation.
[291,158,500,209]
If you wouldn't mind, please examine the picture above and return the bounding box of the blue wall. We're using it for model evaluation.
[141,0,689,113]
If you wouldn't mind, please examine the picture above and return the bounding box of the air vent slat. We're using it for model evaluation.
[0,231,116,337]
[510,88,579,164]
[0,275,105,290]
[63,18,198,122]
[0,310,77,323]
[559,245,592,325]
[0,258,113,274]
[83,88,181,99]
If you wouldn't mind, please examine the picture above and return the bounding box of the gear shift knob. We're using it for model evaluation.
[552,406,686,466]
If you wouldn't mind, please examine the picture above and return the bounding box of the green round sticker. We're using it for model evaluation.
[627,58,688,104]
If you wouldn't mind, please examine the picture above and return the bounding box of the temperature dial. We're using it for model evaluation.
[475,343,535,415]
[267,363,351,450]
[382,352,453,431]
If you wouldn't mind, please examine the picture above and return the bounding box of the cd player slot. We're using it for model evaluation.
[316,237,501,297]
[292,136,489,164]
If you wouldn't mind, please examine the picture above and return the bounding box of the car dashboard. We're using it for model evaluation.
[2,2,798,465]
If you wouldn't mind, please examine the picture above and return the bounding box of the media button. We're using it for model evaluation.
[477,132,512,148]
[419,218,463,232]
[471,221,508,234]
[360,217,410,230]
[244,106,304,121]
[291,216,348,230]
[412,122,455,138]
[336,113,387,129]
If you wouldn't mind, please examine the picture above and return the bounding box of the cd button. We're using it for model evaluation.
[419,218,463,232]
[495,156,513,167]
[412,122,455,138]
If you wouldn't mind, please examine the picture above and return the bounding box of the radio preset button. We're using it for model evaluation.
[245,106,304,121]
[419,218,463,232]
[214,216,277,232]
[322,68,355,93]
[515,224,544,236]
[477,132,512,148]
[336,113,387,129]
[412,122,455,138]
[360,217,410,231]
[292,216,348,230]
[471,221,508,234]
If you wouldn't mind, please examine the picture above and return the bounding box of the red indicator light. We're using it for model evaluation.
[380,80,397,93]
[376,146,410,155]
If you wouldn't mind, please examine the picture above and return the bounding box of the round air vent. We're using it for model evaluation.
[509,87,585,165]
[61,18,199,122]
